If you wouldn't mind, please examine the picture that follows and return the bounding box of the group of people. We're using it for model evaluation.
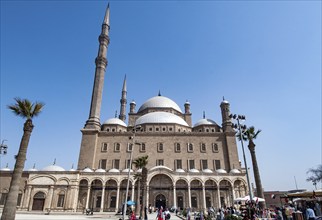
[156,206,171,220]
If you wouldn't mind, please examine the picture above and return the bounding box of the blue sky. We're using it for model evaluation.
[1,1,321,191]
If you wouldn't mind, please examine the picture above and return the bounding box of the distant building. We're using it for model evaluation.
[0,5,248,213]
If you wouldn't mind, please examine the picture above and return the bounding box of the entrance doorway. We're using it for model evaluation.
[155,194,166,209]
[32,192,46,211]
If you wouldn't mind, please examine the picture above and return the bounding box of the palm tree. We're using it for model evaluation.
[132,155,148,219]
[1,98,44,220]
[240,126,266,208]
[306,164,322,189]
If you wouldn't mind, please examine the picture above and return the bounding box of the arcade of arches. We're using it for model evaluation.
[1,171,247,212]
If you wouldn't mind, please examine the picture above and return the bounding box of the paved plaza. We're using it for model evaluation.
[9,211,183,220]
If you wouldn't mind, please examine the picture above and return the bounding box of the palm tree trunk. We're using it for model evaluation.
[136,179,141,217]
[1,119,34,220]
[248,141,266,209]
[141,167,148,220]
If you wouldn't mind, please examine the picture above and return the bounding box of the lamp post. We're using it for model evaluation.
[0,140,8,155]
[123,125,141,220]
[229,114,253,201]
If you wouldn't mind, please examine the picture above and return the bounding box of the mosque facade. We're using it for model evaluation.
[0,5,248,213]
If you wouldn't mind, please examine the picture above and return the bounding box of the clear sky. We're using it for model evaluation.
[1,1,321,192]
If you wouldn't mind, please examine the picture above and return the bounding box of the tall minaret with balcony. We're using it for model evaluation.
[84,4,110,129]
[119,75,127,122]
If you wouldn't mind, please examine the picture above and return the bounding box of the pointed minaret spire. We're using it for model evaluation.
[103,3,110,26]
[119,75,127,122]
[53,158,56,165]
[158,90,161,96]
[203,111,206,119]
[85,4,111,129]
[33,163,36,169]
[115,110,118,118]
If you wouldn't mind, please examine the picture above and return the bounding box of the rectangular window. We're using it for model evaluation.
[127,143,133,152]
[114,143,120,152]
[215,160,221,170]
[99,159,107,169]
[0,193,7,205]
[188,143,193,152]
[126,159,131,169]
[57,194,65,207]
[189,160,195,170]
[157,143,164,152]
[200,143,206,152]
[110,196,116,208]
[175,159,182,169]
[113,159,120,169]
[157,159,164,166]
[191,196,198,208]
[175,143,181,152]
[17,193,22,206]
[101,143,108,152]
[201,160,208,170]
[140,143,146,152]
[212,143,219,152]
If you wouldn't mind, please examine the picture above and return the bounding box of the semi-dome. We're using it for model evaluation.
[138,96,182,113]
[28,168,38,172]
[42,165,65,172]
[189,169,200,173]
[202,169,213,173]
[150,165,173,172]
[175,169,185,173]
[83,167,94,172]
[95,168,106,173]
[194,118,217,127]
[230,169,241,174]
[135,112,189,127]
[108,168,120,173]
[216,169,227,174]
[103,118,127,127]
[122,168,133,173]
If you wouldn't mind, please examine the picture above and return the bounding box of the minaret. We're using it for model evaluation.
[85,4,110,129]
[220,97,234,132]
[119,75,127,122]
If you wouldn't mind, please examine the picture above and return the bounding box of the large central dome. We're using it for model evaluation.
[138,96,182,113]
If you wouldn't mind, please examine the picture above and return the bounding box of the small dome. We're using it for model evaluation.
[83,167,94,172]
[175,169,185,173]
[108,168,120,173]
[221,100,229,104]
[216,169,227,174]
[130,100,136,105]
[103,118,127,127]
[202,169,213,173]
[0,167,10,171]
[122,168,133,173]
[189,169,200,173]
[136,168,142,173]
[69,168,76,171]
[42,165,65,172]
[230,169,241,174]
[194,118,217,127]
[28,168,38,172]
[138,96,182,113]
[136,112,189,127]
[95,168,106,173]
[150,165,173,172]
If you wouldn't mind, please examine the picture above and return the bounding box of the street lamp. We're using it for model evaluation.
[229,114,253,201]
[123,125,141,220]
[0,140,8,155]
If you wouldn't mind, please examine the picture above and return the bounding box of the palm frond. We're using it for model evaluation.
[7,98,44,119]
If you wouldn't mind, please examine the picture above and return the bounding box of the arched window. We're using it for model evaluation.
[57,191,65,207]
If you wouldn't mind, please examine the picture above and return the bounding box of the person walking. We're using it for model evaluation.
[306,204,316,220]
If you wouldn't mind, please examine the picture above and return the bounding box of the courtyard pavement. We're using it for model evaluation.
[11,211,183,220]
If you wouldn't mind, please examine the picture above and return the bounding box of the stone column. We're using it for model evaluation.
[85,186,91,209]
[71,185,79,212]
[131,183,135,201]
[202,184,206,211]
[28,187,34,211]
[47,186,54,210]
[22,185,32,210]
[217,186,221,208]
[173,185,177,208]
[116,185,120,212]
[146,186,150,208]
[100,185,105,212]
[188,185,191,208]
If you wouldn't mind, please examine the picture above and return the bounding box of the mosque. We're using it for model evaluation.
[0,5,248,213]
